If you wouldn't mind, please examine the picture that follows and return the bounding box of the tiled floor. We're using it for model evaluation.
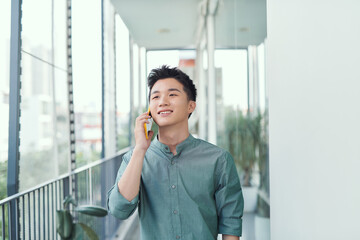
[112,209,140,240]
[241,212,256,240]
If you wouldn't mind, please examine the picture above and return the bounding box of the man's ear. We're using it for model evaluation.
[188,101,196,114]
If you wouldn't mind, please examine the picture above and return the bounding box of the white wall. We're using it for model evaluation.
[267,1,360,239]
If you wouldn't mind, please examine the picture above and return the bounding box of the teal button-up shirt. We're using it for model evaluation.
[107,134,244,240]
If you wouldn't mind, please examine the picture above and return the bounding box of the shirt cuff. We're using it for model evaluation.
[218,217,242,237]
[107,184,139,219]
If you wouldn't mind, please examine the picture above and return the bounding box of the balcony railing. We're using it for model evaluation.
[0,147,130,240]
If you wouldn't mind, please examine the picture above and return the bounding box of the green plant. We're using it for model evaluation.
[224,108,263,187]
[56,195,108,240]
[0,160,7,200]
[256,109,270,218]
[256,194,270,218]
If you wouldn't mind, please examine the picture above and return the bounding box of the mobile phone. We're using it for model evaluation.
[144,107,153,140]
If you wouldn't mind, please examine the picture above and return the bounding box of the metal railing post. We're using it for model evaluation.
[101,0,106,159]
[63,177,70,200]
[7,0,23,238]
[65,0,77,199]
[1,205,5,239]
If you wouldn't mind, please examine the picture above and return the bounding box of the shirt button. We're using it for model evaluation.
[165,147,169,150]
[176,235,180,239]
[173,210,177,214]
[171,161,175,165]
[171,185,176,189]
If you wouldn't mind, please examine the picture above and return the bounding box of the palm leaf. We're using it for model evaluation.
[78,222,99,240]
[75,205,108,217]
[63,195,78,209]
[56,210,73,239]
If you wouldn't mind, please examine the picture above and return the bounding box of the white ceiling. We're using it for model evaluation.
[111,0,267,50]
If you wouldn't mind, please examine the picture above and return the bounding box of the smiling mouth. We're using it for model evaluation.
[158,110,173,115]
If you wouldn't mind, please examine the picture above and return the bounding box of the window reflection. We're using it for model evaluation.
[72,0,102,166]
[115,14,131,150]
[19,54,69,190]
[22,0,52,62]
[19,0,69,191]
[214,46,270,237]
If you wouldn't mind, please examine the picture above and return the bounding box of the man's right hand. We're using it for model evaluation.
[134,111,154,151]
[117,112,153,202]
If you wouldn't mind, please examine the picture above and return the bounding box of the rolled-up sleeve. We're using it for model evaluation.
[215,151,244,236]
[107,151,140,220]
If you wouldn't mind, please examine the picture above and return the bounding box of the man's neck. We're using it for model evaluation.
[158,124,189,155]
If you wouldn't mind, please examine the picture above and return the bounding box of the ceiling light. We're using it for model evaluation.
[239,27,249,32]
[157,28,170,33]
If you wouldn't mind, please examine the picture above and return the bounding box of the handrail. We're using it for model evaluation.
[0,147,131,205]
[71,147,130,175]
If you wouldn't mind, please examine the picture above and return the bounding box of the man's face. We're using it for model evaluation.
[149,78,195,128]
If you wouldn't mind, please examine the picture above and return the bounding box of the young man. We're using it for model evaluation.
[107,65,244,240]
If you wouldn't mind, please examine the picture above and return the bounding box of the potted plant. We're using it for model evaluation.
[255,193,270,240]
[223,107,262,212]
[56,195,108,240]
[255,109,270,240]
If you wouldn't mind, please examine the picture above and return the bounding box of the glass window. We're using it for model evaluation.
[215,49,248,149]
[53,0,68,70]
[21,0,67,68]
[213,4,269,236]
[115,14,131,150]
[19,55,68,190]
[54,69,70,175]
[19,0,69,191]
[72,0,102,167]
[22,0,52,64]
[214,47,270,236]
[0,0,11,200]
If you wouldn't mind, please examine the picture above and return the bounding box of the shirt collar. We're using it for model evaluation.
[153,134,195,155]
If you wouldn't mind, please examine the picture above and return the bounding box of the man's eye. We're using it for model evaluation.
[169,93,177,96]
[152,96,159,99]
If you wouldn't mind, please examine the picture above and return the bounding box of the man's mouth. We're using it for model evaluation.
[158,110,173,115]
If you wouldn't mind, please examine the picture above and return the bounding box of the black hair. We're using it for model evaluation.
[147,65,197,118]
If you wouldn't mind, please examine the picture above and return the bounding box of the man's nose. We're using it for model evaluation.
[158,95,169,106]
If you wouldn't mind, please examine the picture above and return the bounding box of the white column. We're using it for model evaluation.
[206,12,216,144]
[138,46,142,111]
[104,1,116,157]
[196,36,207,140]
[267,0,360,239]
[129,37,134,145]
[249,45,260,115]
